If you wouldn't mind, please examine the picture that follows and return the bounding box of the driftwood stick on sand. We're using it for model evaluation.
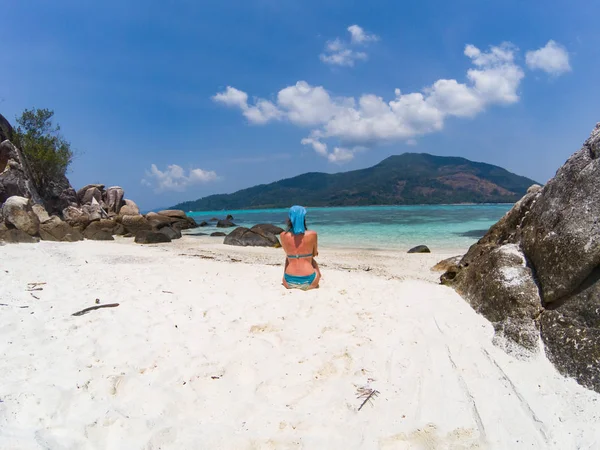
[72,303,120,316]
[0,303,29,308]
[357,388,380,411]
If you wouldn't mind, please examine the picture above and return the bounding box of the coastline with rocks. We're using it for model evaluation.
[2,116,600,448]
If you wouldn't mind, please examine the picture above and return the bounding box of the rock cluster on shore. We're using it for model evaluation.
[0,113,197,244]
[441,123,600,393]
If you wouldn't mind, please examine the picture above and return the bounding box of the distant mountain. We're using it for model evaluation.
[172,153,538,211]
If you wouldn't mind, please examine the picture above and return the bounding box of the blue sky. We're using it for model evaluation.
[1,0,598,210]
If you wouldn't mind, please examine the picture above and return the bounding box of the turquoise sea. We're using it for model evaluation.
[186,204,512,251]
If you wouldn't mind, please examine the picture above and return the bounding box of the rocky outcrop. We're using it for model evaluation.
[37,173,78,217]
[0,223,40,243]
[224,225,281,247]
[441,123,600,393]
[0,140,43,205]
[2,196,40,236]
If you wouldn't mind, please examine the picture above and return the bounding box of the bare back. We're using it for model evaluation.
[280,230,318,276]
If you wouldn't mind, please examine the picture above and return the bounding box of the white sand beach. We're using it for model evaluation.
[1,237,599,450]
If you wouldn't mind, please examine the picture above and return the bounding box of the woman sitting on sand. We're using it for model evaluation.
[280,205,321,290]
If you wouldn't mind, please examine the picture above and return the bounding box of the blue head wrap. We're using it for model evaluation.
[288,205,307,234]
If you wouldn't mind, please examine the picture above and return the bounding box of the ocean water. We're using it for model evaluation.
[187,204,512,251]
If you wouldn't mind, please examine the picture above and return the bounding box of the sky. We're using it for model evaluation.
[1,0,599,210]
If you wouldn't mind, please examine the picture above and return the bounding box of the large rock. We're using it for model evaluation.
[76,184,104,204]
[217,219,236,228]
[37,173,78,217]
[145,211,174,230]
[32,203,52,224]
[1,196,40,236]
[39,216,83,242]
[0,140,43,205]
[0,223,39,243]
[250,223,284,236]
[83,219,117,240]
[224,226,280,247]
[80,186,102,206]
[158,226,182,240]
[452,244,542,351]
[134,230,171,244]
[157,209,188,219]
[62,206,91,228]
[441,123,600,393]
[105,186,124,214]
[519,125,600,304]
[119,199,140,216]
[121,214,152,235]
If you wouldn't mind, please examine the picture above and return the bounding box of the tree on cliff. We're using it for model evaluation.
[13,108,73,190]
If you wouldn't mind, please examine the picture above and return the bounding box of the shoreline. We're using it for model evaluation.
[1,238,599,449]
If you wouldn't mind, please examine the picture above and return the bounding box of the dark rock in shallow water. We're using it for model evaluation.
[442,123,600,393]
[134,230,171,244]
[199,221,208,227]
[217,219,236,228]
[226,214,234,220]
[210,232,226,237]
[224,226,280,247]
[407,245,430,253]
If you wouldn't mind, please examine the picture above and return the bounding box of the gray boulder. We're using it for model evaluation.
[224,226,280,247]
[76,184,104,204]
[157,209,188,219]
[83,219,117,240]
[39,216,83,242]
[119,199,140,216]
[62,206,91,228]
[158,226,182,240]
[0,223,39,243]
[0,140,43,205]
[32,203,52,224]
[2,196,40,236]
[519,124,600,304]
[134,230,171,244]
[120,214,152,235]
[105,186,124,214]
[442,123,600,393]
[217,219,236,228]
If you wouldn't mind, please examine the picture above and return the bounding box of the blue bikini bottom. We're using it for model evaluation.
[284,272,316,289]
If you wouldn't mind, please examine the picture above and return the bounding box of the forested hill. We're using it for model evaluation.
[172,153,538,211]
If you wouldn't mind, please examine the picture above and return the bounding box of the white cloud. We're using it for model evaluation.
[214,42,526,163]
[327,147,355,163]
[212,87,281,124]
[143,164,218,193]
[347,25,379,44]
[525,40,571,75]
[320,24,379,67]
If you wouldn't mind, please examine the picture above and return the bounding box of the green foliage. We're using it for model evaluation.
[14,108,73,189]
[172,153,540,211]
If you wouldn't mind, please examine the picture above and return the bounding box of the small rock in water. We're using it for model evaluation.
[408,245,431,253]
